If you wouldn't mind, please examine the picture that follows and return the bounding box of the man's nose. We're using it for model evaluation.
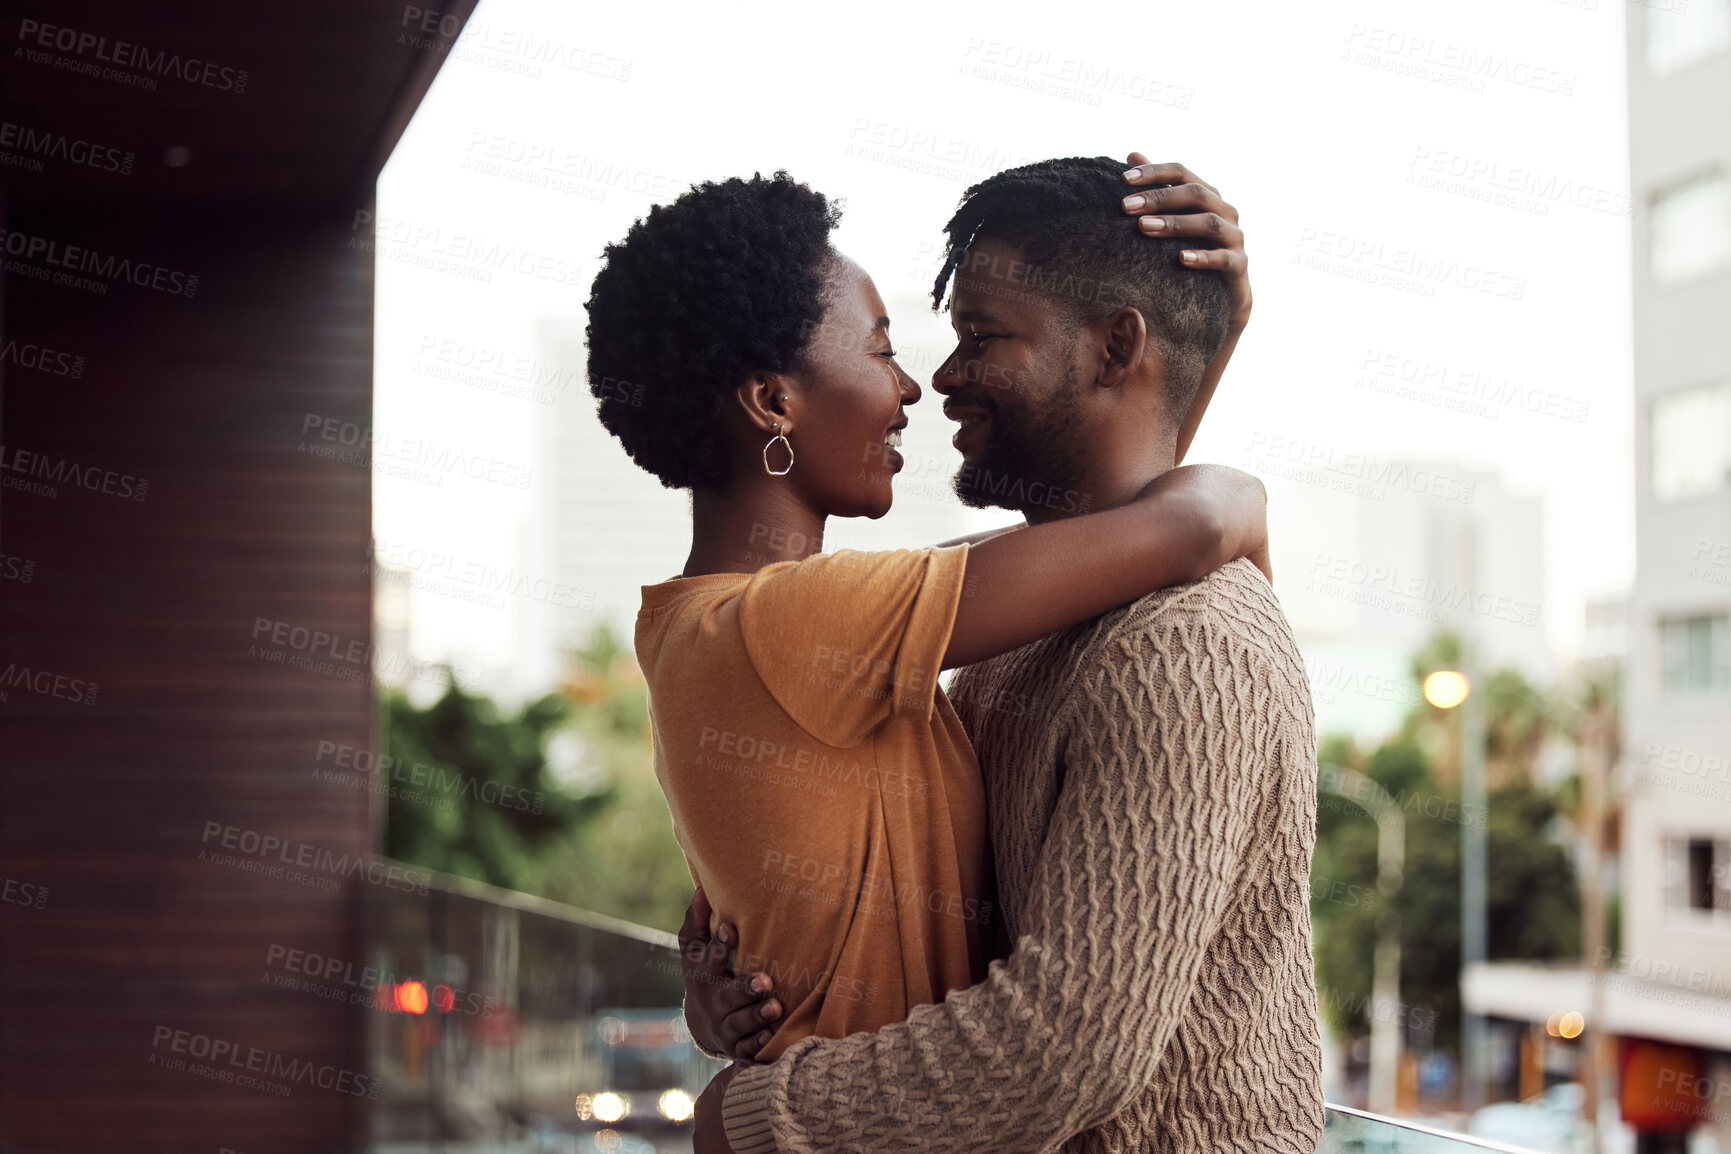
[932,347,964,395]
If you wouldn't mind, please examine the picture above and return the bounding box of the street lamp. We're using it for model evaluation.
[1423,671,1471,710]
[1426,663,1488,1113]
[1319,766,1406,1115]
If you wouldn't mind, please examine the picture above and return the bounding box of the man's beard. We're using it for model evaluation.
[952,365,1088,513]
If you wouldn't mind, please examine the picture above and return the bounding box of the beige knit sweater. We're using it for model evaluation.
[722,558,1325,1153]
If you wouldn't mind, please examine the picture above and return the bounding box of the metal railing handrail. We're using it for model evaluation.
[1324,1104,1542,1152]
[390,858,681,950]
[383,865,1540,1151]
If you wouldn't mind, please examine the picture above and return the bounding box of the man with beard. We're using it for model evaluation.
[686,156,1324,1154]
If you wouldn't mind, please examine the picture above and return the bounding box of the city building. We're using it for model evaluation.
[513,317,692,698]
[1255,457,1551,739]
[1466,4,1731,1149]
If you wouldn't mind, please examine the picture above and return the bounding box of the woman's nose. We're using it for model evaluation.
[898,364,922,404]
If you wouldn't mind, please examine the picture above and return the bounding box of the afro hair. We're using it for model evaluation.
[585,171,843,490]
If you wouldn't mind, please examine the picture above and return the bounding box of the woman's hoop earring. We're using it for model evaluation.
[763,423,794,476]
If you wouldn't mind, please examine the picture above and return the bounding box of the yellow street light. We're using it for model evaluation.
[1423,670,1471,710]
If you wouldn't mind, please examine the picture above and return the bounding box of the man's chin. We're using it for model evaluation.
[952,466,1020,512]
[953,445,1014,511]
[953,485,1006,511]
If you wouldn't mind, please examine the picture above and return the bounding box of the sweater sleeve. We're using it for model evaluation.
[721,611,1292,1153]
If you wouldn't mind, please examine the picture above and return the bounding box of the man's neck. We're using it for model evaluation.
[1021,437,1178,526]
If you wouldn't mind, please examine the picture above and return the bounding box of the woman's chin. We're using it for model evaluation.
[857,486,896,521]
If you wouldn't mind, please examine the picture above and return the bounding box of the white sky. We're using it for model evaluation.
[376,0,1636,680]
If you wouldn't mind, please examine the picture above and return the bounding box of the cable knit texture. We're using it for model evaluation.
[721,559,1325,1153]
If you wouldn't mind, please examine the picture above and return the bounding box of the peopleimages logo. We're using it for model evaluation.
[1407,146,1636,219]
[263,943,499,1018]
[1342,24,1576,96]
[349,210,586,289]
[17,19,249,92]
[2,875,49,911]
[149,1026,378,1098]
[312,740,545,815]
[0,228,198,297]
[0,445,148,502]
[0,662,98,706]
[1306,552,1541,629]
[1245,432,1479,505]
[199,820,430,895]
[0,119,134,175]
[0,337,85,379]
[1293,228,1526,301]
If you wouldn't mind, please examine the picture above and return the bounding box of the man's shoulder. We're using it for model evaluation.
[1089,559,1308,690]
[1099,558,1283,631]
[955,561,1311,731]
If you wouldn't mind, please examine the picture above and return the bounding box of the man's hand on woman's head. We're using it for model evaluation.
[679,889,782,1062]
[1120,154,1251,330]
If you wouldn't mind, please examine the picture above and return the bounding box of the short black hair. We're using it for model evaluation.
[931,156,1230,409]
[585,172,842,490]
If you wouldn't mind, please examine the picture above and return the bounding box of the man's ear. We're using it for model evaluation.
[1097,306,1151,391]
[732,372,800,435]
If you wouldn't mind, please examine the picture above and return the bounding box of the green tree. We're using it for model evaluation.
[1312,638,1583,1055]
[381,673,611,893]
[381,625,698,935]
[537,625,696,932]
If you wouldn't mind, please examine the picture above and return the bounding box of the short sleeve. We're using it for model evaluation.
[736,546,969,748]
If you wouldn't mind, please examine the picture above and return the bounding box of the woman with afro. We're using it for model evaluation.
[585,165,1260,1083]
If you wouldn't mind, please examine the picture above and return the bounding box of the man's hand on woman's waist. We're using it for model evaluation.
[680,888,782,1060]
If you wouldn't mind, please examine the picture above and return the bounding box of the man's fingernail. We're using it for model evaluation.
[1143,217,1166,232]
[1122,194,1146,211]
[751,975,769,993]
[1182,251,1201,262]
[718,924,733,943]
[1123,169,1142,181]
[761,1002,780,1021]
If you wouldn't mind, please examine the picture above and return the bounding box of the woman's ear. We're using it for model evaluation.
[733,372,799,434]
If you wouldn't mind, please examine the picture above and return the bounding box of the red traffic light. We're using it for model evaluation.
[393,980,429,1015]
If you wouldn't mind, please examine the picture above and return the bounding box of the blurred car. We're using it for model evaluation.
[572,1008,707,1136]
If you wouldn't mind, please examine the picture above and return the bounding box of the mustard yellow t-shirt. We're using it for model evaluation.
[635,546,992,1060]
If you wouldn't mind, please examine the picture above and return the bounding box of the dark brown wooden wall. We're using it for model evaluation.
[0,5,481,1148]
[0,204,377,1152]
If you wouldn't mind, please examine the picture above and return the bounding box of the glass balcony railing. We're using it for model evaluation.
[366,866,724,1154]
[366,867,1526,1154]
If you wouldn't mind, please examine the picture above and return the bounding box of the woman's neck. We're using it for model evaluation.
[683,479,827,577]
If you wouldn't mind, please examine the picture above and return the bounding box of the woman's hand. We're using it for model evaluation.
[1134,464,1271,584]
[1120,155,1250,330]
[679,889,783,1061]
[947,464,1271,667]
[1120,156,1251,466]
